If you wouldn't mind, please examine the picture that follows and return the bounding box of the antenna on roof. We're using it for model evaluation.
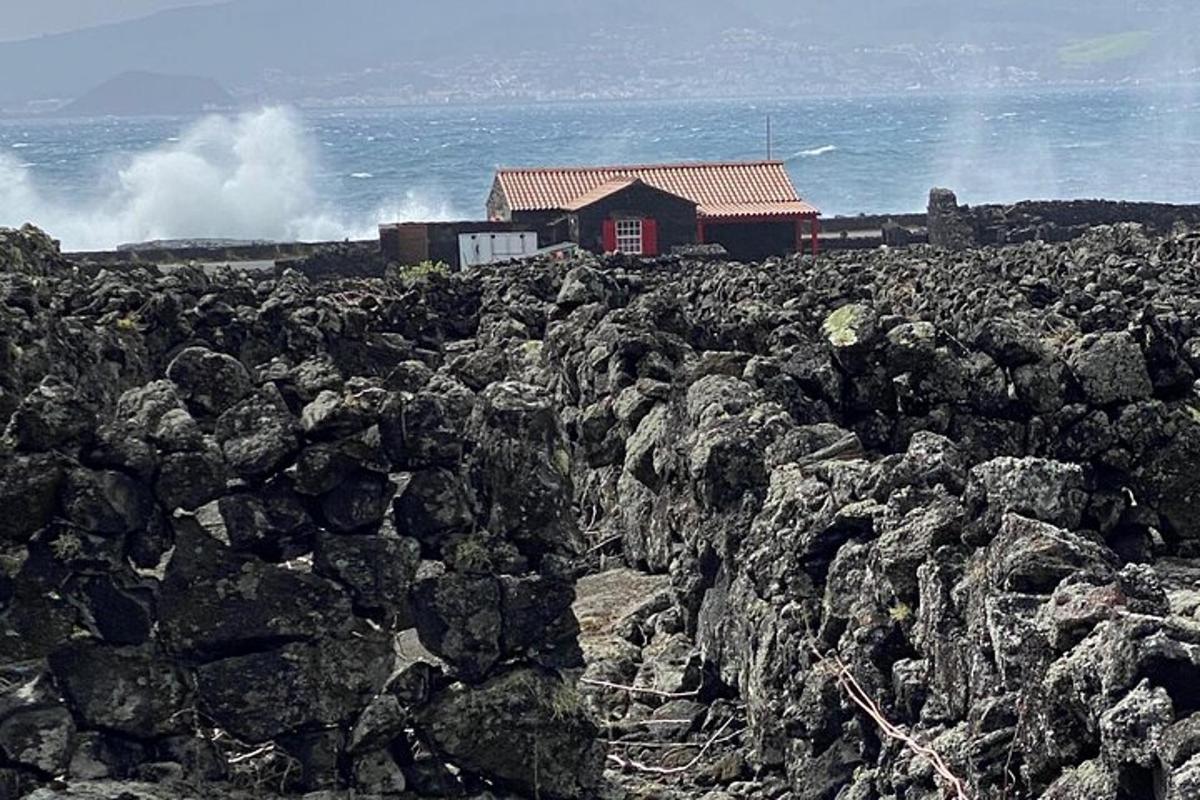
[766,115,773,160]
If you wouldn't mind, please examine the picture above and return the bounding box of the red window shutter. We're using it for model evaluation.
[602,219,617,252]
[642,218,659,256]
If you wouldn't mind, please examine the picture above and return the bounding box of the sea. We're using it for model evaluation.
[1,85,1199,251]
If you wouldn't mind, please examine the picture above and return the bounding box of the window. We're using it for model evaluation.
[616,218,643,254]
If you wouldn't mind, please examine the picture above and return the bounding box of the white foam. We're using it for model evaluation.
[350,172,374,179]
[0,107,456,251]
[794,144,837,158]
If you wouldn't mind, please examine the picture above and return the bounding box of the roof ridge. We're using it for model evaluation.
[496,159,787,174]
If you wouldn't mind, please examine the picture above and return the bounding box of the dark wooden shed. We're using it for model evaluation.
[563,178,697,256]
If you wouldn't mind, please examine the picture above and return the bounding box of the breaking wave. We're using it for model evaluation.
[793,144,838,158]
[0,107,454,251]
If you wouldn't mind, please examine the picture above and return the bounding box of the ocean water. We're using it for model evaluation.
[1,86,1199,250]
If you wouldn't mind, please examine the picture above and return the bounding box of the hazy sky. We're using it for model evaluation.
[0,0,224,41]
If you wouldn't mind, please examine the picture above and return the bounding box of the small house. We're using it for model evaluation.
[488,160,821,260]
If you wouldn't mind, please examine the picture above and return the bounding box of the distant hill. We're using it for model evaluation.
[55,71,235,116]
[0,0,1197,110]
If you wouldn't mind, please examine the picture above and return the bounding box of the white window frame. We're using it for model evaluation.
[615,218,643,254]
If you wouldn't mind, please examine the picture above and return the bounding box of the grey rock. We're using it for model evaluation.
[214,383,299,479]
[5,376,95,452]
[1099,679,1174,769]
[165,346,253,418]
[313,532,420,627]
[964,456,1087,537]
[1068,331,1153,405]
[0,454,63,542]
[158,518,355,657]
[0,706,76,774]
[419,668,605,799]
[195,633,393,743]
[411,572,501,682]
[155,446,226,511]
[624,403,668,490]
[48,643,189,738]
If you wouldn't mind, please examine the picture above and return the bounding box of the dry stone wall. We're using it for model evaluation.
[8,219,1200,799]
[0,225,601,800]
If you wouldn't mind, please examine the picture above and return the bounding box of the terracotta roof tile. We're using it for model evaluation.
[495,160,819,219]
[560,177,643,211]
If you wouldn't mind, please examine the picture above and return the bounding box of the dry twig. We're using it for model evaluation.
[581,677,700,699]
[814,648,972,800]
[605,717,737,776]
[586,534,623,554]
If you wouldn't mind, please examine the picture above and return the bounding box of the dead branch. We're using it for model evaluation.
[227,744,276,764]
[1001,698,1028,800]
[814,648,971,800]
[605,717,736,776]
[607,728,743,750]
[581,677,700,699]
[586,534,623,554]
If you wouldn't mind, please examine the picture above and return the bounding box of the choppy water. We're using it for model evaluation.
[1,86,1199,250]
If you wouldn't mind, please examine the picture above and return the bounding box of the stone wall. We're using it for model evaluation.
[0,224,603,799]
[928,189,1200,249]
[538,226,1200,799]
[10,218,1200,799]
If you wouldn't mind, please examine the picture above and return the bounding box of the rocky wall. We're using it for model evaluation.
[928,188,1200,250]
[538,227,1200,799]
[9,217,1200,800]
[0,224,603,800]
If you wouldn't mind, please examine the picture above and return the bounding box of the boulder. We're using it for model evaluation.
[0,454,63,543]
[5,377,95,452]
[1068,331,1153,406]
[165,346,253,418]
[319,470,396,533]
[154,446,226,511]
[379,390,468,469]
[624,403,668,490]
[418,668,605,799]
[216,482,317,558]
[556,265,619,308]
[195,634,393,742]
[964,457,1087,539]
[158,519,355,657]
[0,706,76,774]
[411,571,502,682]
[986,513,1117,594]
[313,532,420,626]
[392,468,475,552]
[61,468,155,537]
[48,643,189,738]
[470,381,580,559]
[213,384,299,479]
[821,304,878,352]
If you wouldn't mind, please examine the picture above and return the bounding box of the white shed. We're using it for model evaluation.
[458,231,539,267]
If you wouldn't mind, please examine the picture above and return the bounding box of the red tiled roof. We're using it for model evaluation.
[495,160,819,219]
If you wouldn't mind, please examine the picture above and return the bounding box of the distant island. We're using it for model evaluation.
[54,71,235,117]
[0,1,1197,112]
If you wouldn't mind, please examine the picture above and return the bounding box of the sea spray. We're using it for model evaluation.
[0,107,457,250]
